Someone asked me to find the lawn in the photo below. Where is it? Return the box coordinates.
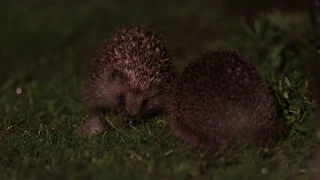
[0,0,318,179]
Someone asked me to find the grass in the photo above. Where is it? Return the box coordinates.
[0,0,318,179]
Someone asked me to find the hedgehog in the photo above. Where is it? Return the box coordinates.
[73,25,176,136]
[168,49,284,151]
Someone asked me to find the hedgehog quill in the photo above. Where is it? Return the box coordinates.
[168,49,284,151]
[74,25,176,136]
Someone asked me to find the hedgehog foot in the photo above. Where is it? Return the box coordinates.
[73,116,105,136]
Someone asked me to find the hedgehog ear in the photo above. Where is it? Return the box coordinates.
[111,70,123,81]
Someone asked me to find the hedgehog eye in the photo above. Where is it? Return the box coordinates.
[119,93,125,102]
[117,93,126,109]
[141,99,149,109]
[111,70,122,81]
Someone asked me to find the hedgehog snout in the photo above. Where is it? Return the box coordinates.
[124,114,138,126]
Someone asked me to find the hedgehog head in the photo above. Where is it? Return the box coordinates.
[84,25,176,125]
[106,67,170,125]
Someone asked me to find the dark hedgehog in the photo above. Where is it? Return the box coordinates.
[74,25,176,136]
[168,49,284,151]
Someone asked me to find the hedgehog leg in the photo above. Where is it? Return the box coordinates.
[73,111,106,136]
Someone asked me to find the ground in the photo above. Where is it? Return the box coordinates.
[0,0,318,179]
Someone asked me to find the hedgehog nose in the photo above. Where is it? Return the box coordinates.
[125,115,137,126]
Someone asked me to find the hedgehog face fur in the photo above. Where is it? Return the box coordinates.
[168,49,284,151]
[83,25,176,125]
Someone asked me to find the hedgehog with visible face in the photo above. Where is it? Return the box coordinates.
[168,49,284,151]
[74,25,176,136]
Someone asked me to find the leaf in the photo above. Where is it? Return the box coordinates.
[285,77,291,87]
[294,122,310,133]
[240,22,255,39]
[254,20,261,38]
[1,78,15,92]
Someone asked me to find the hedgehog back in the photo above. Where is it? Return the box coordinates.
[90,25,175,90]
[169,49,284,151]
